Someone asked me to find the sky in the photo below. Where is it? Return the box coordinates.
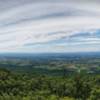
[0,0,100,53]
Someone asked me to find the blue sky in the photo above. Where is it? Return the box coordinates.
[0,0,100,53]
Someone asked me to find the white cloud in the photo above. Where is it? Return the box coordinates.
[0,0,100,52]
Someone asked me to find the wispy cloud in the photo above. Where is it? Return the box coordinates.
[0,0,100,52]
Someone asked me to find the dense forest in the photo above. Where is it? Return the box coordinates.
[0,68,99,100]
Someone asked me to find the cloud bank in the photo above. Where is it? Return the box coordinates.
[0,0,100,52]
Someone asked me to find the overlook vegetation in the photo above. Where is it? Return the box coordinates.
[0,68,99,100]
[0,53,99,100]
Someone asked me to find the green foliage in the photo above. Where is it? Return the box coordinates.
[88,86,100,100]
[0,68,99,100]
